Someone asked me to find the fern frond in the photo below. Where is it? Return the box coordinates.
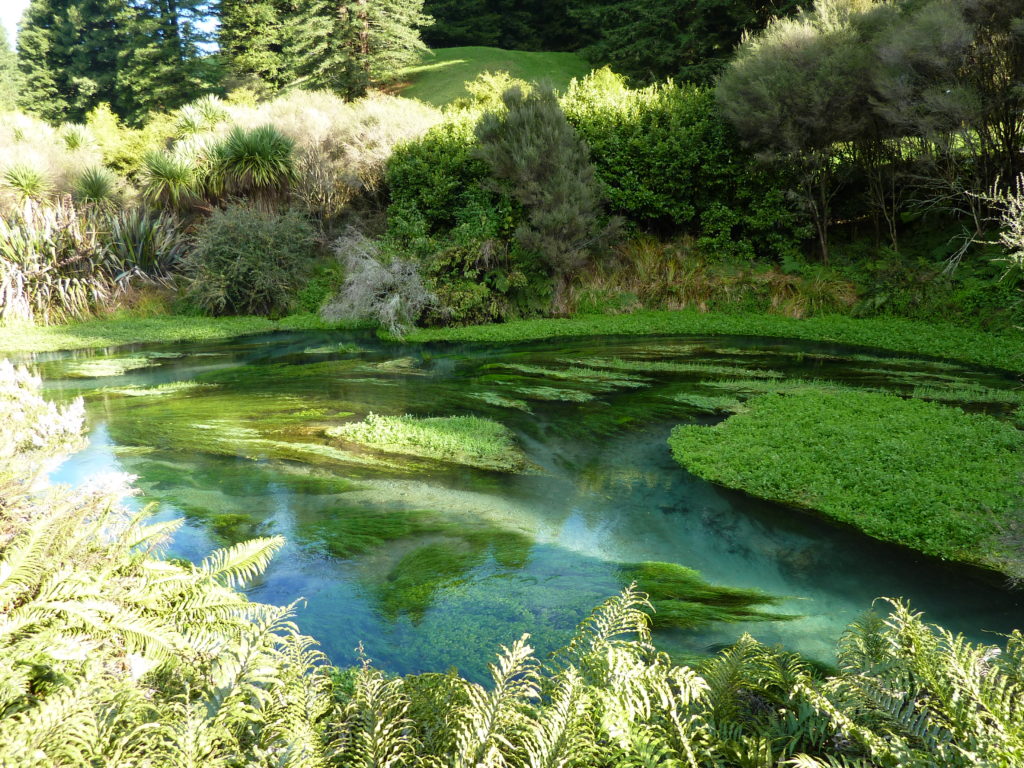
[199,536,285,588]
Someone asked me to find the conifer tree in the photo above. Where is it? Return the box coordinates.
[220,0,299,90]
[293,0,431,98]
[0,21,20,110]
[116,0,222,123]
[16,0,70,121]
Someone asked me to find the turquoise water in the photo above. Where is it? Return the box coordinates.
[25,331,1024,680]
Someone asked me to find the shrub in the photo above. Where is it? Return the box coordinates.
[105,207,188,276]
[1,164,51,203]
[0,199,121,324]
[208,124,296,201]
[476,85,617,310]
[563,68,806,260]
[183,203,317,316]
[320,229,434,336]
[71,165,120,205]
[139,150,200,210]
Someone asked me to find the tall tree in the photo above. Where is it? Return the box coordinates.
[116,0,222,123]
[0,21,20,110]
[16,0,70,121]
[220,0,298,90]
[571,0,801,85]
[423,0,585,51]
[293,0,432,98]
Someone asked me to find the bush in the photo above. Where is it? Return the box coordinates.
[562,68,807,260]
[183,203,317,316]
[321,230,434,336]
[0,199,122,325]
[476,85,617,309]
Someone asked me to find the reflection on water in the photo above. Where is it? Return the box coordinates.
[23,330,1024,681]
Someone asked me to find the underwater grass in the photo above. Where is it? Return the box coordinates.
[326,413,529,472]
[406,310,1024,374]
[670,393,744,413]
[669,390,1024,576]
[490,363,650,388]
[468,392,533,411]
[910,384,1024,406]
[563,357,784,379]
[621,561,796,629]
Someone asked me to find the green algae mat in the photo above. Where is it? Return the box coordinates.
[25,329,1024,680]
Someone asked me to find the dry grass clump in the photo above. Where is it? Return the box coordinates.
[572,235,858,317]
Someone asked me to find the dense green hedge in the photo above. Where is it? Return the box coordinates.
[669,390,1024,575]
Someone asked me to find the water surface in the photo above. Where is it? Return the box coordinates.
[26,330,1024,680]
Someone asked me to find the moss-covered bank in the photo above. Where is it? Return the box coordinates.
[668,389,1024,578]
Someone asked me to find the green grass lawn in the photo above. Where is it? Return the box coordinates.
[396,46,593,106]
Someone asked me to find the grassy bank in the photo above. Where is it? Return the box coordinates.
[0,313,342,355]
[395,46,592,106]
[669,390,1024,578]
[406,311,1024,373]
[5,310,1024,376]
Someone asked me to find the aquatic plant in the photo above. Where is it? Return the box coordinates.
[4,363,1024,766]
[327,412,529,472]
[621,561,796,629]
[669,389,1024,577]
[671,392,743,413]
[565,356,785,379]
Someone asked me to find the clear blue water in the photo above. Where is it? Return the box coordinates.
[20,330,1024,681]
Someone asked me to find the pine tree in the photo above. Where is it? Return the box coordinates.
[0,21,20,110]
[293,0,431,98]
[16,0,70,121]
[220,0,298,90]
[116,0,222,123]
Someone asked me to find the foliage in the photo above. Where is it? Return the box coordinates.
[669,389,1024,576]
[208,124,296,202]
[0,315,285,354]
[0,21,21,111]
[321,229,435,336]
[476,85,616,308]
[571,0,801,85]
[106,207,189,277]
[405,308,1024,373]
[423,0,586,50]
[71,165,120,205]
[294,0,433,97]
[182,203,318,317]
[0,199,122,324]
[559,71,806,263]
[0,360,336,767]
[326,412,529,471]
[16,0,220,125]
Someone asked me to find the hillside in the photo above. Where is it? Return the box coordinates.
[395,46,593,106]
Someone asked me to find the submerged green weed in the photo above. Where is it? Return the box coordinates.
[468,392,533,411]
[669,390,1024,576]
[911,384,1024,405]
[565,357,784,379]
[621,561,796,628]
[326,413,529,472]
[670,392,744,413]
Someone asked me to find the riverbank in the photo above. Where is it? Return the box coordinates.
[3,310,1024,374]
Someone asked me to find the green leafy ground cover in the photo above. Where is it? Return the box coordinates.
[406,311,1024,373]
[326,412,529,472]
[396,46,592,106]
[668,389,1024,577]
